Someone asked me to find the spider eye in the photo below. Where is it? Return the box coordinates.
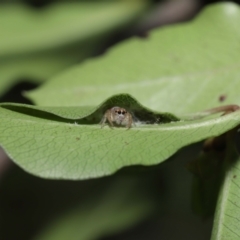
[122,111,126,115]
[115,110,118,113]
[118,111,121,114]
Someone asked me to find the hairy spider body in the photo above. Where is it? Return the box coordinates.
[101,107,133,128]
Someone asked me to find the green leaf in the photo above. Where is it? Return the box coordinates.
[1,2,240,180]
[0,1,147,94]
[27,2,240,116]
[0,93,240,180]
[210,145,240,240]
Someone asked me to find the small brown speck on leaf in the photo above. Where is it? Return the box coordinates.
[233,175,237,179]
[76,137,80,140]
[219,94,227,102]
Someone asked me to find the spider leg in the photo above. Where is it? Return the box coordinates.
[127,113,133,129]
[107,111,114,128]
[100,114,107,128]
[101,109,114,128]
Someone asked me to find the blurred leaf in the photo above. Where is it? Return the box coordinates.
[0,44,92,90]
[0,94,240,179]
[1,2,146,56]
[0,1,147,94]
[27,2,240,116]
[0,163,158,240]
[34,176,155,240]
[188,141,226,217]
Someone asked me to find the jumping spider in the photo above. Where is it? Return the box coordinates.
[101,107,133,128]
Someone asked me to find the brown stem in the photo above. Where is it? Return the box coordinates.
[184,104,240,120]
[203,105,240,116]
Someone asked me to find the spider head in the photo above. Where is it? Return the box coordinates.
[111,107,127,124]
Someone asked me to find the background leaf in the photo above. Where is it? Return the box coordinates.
[0,1,147,95]
[0,164,160,240]
[34,175,155,240]
[27,2,240,115]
